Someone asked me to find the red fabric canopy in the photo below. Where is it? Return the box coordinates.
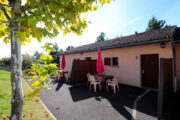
[96,50,104,73]
[61,54,66,69]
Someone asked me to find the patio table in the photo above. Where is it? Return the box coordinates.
[94,73,113,91]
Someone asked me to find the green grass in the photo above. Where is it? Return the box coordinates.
[0,70,11,118]
[0,70,54,120]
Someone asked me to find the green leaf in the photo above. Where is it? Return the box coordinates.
[40,70,48,76]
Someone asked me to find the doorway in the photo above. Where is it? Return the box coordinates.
[141,54,159,89]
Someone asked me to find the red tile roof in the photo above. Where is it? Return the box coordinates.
[65,26,177,54]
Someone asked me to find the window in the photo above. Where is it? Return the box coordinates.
[112,57,118,66]
[85,57,91,60]
[104,57,111,65]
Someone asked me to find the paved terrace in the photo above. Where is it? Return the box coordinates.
[25,79,158,120]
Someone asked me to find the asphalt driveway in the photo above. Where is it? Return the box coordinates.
[25,79,158,120]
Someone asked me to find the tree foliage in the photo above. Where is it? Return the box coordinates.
[33,51,42,61]
[146,16,168,31]
[0,0,112,118]
[66,45,74,51]
[22,54,34,70]
[0,0,112,89]
[28,43,58,97]
[0,0,111,45]
[50,42,63,66]
[96,32,106,42]
[0,57,11,66]
[0,54,34,70]
[53,42,59,51]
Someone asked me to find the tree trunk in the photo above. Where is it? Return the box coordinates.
[10,0,23,120]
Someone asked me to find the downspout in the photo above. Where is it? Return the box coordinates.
[171,28,177,93]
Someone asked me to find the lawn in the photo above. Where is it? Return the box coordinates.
[0,70,54,120]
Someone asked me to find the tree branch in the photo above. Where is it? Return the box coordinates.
[22,5,38,13]
[0,3,11,20]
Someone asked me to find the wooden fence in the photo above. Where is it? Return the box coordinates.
[158,58,173,120]
[70,59,97,83]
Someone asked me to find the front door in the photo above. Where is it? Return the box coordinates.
[141,54,159,89]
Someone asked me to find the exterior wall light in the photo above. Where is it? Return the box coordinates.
[160,42,166,48]
[136,56,138,60]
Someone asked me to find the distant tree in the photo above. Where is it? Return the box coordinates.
[0,54,34,70]
[96,32,106,42]
[54,42,59,52]
[146,16,169,31]
[66,46,75,51]
[33,51,42,60]
[57,49,64,68]
[22,54,34,70]
[0,57,11,66]
[59,49,63,53]
[50,43,63,66]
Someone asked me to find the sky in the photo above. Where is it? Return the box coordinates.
[1,0,180,58]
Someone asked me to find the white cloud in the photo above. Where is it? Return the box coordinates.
[117,15,147,31]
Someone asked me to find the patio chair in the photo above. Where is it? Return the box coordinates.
[55,73,62,81]
[54,70,63,81]
[89,75,101,92]
[106,78,119,94]
[65,72,71,83]
[87,73,91,85]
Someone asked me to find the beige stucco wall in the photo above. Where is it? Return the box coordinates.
[62,42,173,87]
[176,43,180,91]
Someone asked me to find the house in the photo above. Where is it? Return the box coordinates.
[61,26,180,92]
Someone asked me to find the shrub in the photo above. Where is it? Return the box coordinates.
[0,57,11,66]
[22,54,35,70]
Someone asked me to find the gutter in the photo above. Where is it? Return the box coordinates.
[63,38,172,55]
[175,40,180,43]
[171,29,177,93]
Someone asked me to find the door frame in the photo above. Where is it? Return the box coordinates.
[140,54,159,89]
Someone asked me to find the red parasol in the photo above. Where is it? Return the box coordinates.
[61,54,66,69]
[96,50,104,73]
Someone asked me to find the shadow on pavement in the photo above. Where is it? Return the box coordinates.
[51,80,63,91]
[68,83,156,120]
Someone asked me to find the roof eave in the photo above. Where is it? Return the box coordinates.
[175,40,180,43]
[63,38,173,55]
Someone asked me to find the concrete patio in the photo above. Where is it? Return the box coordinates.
[30,80,158,120]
